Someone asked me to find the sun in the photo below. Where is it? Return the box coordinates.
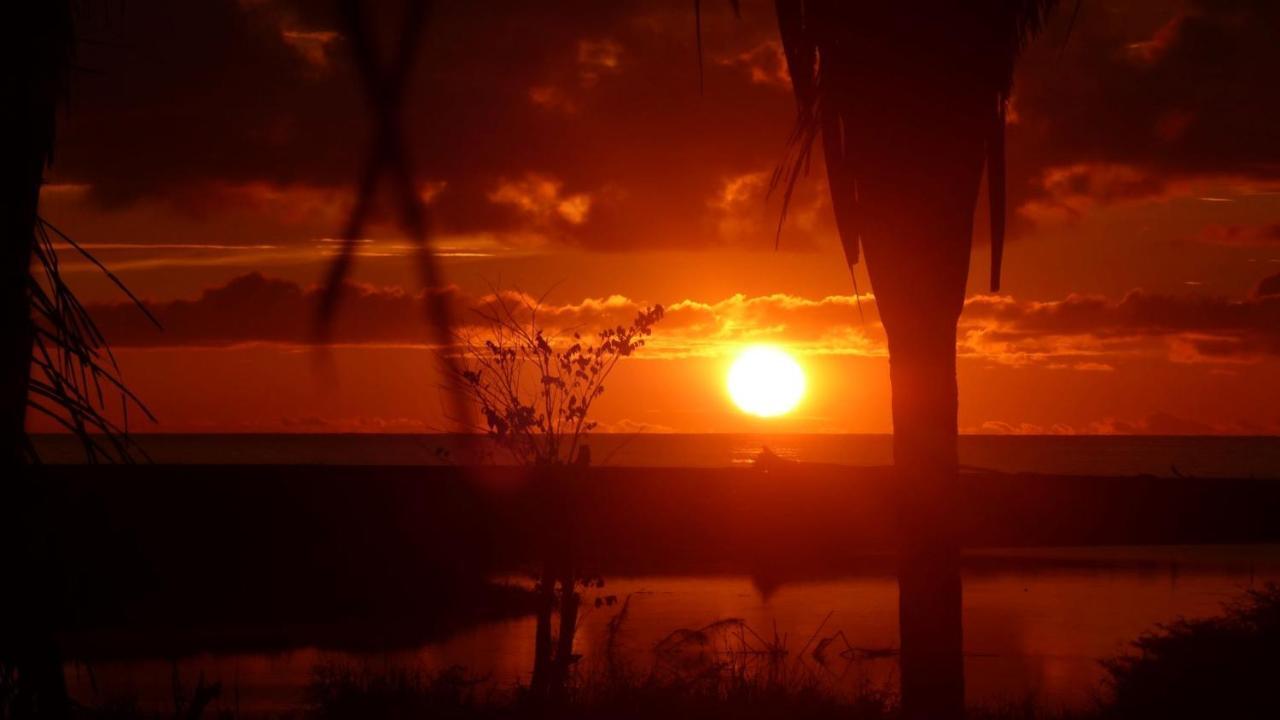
[727,346,806,418]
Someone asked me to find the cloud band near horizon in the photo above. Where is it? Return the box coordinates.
[82,272,1280,369]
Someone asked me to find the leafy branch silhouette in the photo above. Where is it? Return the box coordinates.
[453,292,663,466]
[25,217,157,463]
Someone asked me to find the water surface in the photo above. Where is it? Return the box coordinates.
[66,545,1280,716]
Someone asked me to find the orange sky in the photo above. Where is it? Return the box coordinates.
[31,0,1280,435]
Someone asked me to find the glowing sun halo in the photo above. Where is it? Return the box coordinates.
[727,346,806,418]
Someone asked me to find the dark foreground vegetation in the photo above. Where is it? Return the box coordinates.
[1101,585,1280,719]
[308,585,1280,720]
[35,585,1280,719]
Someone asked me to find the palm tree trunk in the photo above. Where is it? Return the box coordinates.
[857,132,982,720]
[770,4,1053,716]
[1,3,73,716]
[1,1,55,465]
[0,149,38,465]
[886,323,965,718]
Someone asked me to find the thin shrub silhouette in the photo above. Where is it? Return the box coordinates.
[453,291,664,466]
[451,289,661,702]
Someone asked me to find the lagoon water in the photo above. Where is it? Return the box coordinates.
[66,546,1280,715]
[51,434,1280,714]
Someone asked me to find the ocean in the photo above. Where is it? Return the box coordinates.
[35,433,1280,478]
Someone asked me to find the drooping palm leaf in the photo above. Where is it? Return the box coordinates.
[767,0,1062,291]
[26,216,158,463]
[316,0,474,433]
[8,0,156,464]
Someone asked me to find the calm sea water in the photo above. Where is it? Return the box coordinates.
[36,433,1280,478]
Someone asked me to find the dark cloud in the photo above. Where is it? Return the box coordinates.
[1256,273,1280,298]
[91,272,1280,368]
[973,411,1270,436]
[54,0,816,251]
[963,284,1280,361]
[88,272,449,346]
[1011,0,1280,211]
[50,0,1280,249]
[89,272,869,350]
[88,272,663,348]
[57,0,362,205]
[1199,224,1280,248]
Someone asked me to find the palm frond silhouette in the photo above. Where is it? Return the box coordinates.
[5,0,156,465]
[27,217,158,463]
[5,2,159,716]
[315,0,473,432]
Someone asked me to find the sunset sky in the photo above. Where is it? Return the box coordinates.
[37,0,1280,435]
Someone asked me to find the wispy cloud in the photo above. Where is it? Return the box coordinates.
[57,236,500,273]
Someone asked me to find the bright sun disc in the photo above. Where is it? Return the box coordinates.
[727,346,806,418]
